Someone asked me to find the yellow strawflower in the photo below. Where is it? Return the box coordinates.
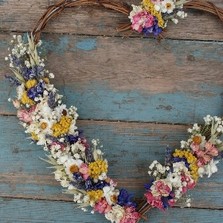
[51,115,72,137]
[173,149,199,181]
[87,190,104,203]
[21,91,35,105]
[89,159,108,179]
[25,79,37,89]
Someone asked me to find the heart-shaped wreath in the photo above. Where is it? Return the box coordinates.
[5,0,223,222]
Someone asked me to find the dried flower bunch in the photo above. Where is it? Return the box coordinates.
[5,0,223,223]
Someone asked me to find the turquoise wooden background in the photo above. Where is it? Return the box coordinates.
[0,0,223,222]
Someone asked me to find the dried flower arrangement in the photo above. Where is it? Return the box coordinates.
[5,1,223,222]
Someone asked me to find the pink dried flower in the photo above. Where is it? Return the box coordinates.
[131,11,155,32]
[50,142,65,151]
[205,142,218,156]
[79,163,90,180]
[120,207,140,223]
[168,198,175,207]
[17,106,36,123]
[129,5,155,33]
[94,198,112,214]
[181,173,196,193]
[191,142,219,167]
[145,192,163,210]
[151,179,172,197]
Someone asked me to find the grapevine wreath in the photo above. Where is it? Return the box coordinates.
[5,0,223,222]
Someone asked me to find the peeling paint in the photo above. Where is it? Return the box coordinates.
[60,82,223,124]
[1,80,222,124]
[41,36,69,54]
[75,38,97,51]
[156,105,173,111]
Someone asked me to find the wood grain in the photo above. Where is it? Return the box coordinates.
[0,0,223,222]
[0,116,223,209]
[0,33,223,124]
[0,0,223,40]
[0,198,223,223]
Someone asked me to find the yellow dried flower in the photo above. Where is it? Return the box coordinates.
[87,190,104,203]
[31,132,39,141]
[51,115,72,137]
[21,91,35,105]
[89,159,108,179]
[173,149,199,181]
[25,79,37,89]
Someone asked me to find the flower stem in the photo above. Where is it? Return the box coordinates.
[136,198,152,222]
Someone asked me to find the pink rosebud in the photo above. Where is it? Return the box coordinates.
[187,179,196,189]
[109,179,117,187]
[182,186,187,194]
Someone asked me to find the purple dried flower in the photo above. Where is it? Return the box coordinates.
[27,81,45,99]
[22,65,45,80]
[117,188,137,207]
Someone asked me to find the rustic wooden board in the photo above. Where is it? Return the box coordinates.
[1,0,223,222]
[0,33,223,124]
[0,0,223,40]
[1,198,223,223]
[0,116,223,210]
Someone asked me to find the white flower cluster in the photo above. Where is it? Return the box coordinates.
[205,115,223,134]
[148,160,169,178]
[152,0,188,24]
[182,115,223,152]
[148,160,194,205]
[6,35,44,69]
[105,205,125,222]
[198,160,219,178]
[167,162,194,201]
[187,123,201,134]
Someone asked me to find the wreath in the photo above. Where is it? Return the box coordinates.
[5,0,223,222]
